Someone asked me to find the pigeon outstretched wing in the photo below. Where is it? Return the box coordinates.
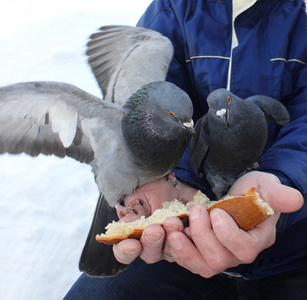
[0,81,124,164]
[0,26,193,279]
[87,25,174,104]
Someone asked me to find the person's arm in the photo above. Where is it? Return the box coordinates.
[257,49,307,231]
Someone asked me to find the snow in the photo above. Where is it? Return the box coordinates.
[0,1,152,299]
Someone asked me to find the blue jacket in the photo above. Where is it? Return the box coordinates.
[138,0,307,280]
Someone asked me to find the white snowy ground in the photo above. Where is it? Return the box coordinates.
[0,1,151,299]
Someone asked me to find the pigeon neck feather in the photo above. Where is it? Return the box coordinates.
[122,92,188,174]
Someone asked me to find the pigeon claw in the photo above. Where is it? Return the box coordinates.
[115,199,143,219]
[245,161,260,173]
[126,198,143,208]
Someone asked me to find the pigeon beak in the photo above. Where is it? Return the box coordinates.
[182,119,195,135]
[216,108,229,128]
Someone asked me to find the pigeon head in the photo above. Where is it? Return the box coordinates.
[122,81,194,173]
[207,89,254,129]
[145,81,195,135]
[207,89,237,128]
[207,89,267,130]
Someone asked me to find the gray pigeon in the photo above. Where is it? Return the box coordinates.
[189,88,290,199]
[0,26,194,277]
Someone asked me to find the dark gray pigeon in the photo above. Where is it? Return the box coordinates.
[0,26,194,277]
[189,88,290,199]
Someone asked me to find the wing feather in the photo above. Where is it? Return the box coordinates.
[87,25,174,104]
[0,81,124,164]
[189,116,210,177]
[246,95,290,126]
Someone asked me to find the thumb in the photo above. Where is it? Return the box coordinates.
[229,171,303,213]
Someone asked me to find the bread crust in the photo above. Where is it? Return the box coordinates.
[207,187,270,231]
[96,187,273,245]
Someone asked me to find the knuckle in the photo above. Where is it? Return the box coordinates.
[140,252,161,264]
[190,227,204,240]
[237,249,258,263]
[114,251,136,264]
[113,244,138,264]
[144,257,160,264]
[207,255,227,271]
[162,252,175,262]
[198,268,217,278]
[267,234,276,247]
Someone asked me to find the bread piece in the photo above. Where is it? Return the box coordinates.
[206,187,274,231]
[96,200,191,245]
[96,187,274,245]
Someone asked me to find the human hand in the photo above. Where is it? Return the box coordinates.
[114,171,303,278]
[115,174,182,222]
[161,171,303,277]
[113,174,197,264]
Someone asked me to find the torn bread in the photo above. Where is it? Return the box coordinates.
[96,187,274,245]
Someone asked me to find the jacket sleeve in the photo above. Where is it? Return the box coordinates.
[258,60,307,231]
[257,7,307,231]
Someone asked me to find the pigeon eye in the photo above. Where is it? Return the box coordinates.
[167,111,175,117]
[227,96,231,104]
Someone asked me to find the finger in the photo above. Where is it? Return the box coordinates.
[113,239,142,265]
[210,208,279,263]
[229,171,303,213]
[139,224,165,264]
[168,205,238,277]
[162,217,185,262]
[259,182,303,213]
[189,205,238,271]
[247,211,280,248]
[164,216,185,235]
[168,231,218,278]
[184,226,191,238]
[228,171,278,195]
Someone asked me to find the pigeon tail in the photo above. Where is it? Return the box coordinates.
[79,194,127,277]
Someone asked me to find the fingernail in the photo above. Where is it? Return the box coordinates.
[144,233,163,244]
[123,249,139,258]
[189,205,201,221]
[211,209,222,226]
[164,219,179,233]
